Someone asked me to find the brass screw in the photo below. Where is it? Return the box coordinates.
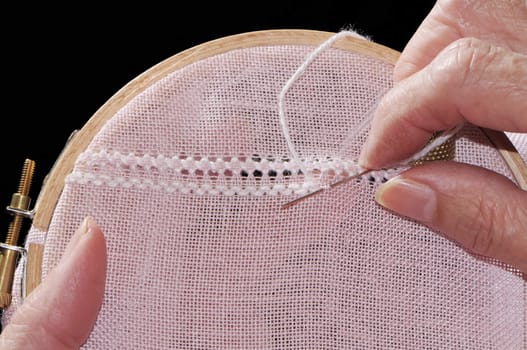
[0,159,35,309]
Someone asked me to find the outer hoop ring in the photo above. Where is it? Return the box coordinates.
[25,29,527,295]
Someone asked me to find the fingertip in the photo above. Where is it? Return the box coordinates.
[377,163,527,273]
[62,216,100,260]
[1,217,107,349]
[358,140,374,170]
[375,175,437,223]
[393,60,421,82]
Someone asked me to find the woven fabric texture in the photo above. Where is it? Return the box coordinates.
[508,132,527,162]
[4,41,526,349]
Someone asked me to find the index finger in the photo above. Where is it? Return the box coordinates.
[359,38,527,169]
[394,0,527,81]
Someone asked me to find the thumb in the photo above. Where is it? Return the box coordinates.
[375,162,527,273]
[0,217,107,350]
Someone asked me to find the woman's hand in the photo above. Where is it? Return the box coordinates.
[0,217,107,349]
[359,0,527,273]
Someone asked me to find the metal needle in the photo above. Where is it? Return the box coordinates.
[281,169,373,209]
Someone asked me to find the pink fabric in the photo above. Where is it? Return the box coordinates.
[507,132,527,163]
[4,43,526,349]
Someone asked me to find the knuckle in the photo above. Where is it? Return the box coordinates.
[1,318,43,349]
[470,200,500,256]
[465,198,513,258]
[17,296,79,349]
[431,37,501,88]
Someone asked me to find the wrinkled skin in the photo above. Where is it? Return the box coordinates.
[359,0,527,273]
[0,218,106,349]
[1,1,526,349]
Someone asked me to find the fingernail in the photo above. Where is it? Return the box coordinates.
[63,217,96,259]
[358,138,373,168]
[79,216,96,235]
[359,137,395,170]
[376,177,436,222]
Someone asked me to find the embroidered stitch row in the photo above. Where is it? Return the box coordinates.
[67,150,398,196]
[66,171,321,196]
[75,150,364,178]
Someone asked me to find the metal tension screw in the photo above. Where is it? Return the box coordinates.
[0,159,35,309]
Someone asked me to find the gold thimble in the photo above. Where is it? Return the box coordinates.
[410,131,457,166]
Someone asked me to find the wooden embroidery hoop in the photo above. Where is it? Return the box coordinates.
[22,28,527,296]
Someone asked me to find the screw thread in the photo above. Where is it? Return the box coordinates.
[5,159,35,244]
[5,216,23,245]
[18,159,35,196]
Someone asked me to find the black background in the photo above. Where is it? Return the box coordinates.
[0,1,436,242]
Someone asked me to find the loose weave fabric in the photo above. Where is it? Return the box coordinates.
[4,34,526,349]
[508,132,527,161]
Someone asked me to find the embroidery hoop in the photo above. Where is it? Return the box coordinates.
[7,29,527,347]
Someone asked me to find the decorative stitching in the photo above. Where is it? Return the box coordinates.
[66,150,397,196]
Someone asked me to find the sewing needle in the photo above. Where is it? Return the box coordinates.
[281,168,374,209]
